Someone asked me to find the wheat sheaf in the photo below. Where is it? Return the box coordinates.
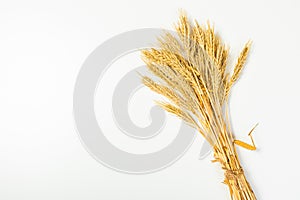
[141,13,257,200]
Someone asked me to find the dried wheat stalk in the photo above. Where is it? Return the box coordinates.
[141,13,257,200]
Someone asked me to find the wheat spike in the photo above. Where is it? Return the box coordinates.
[226,41,252,97]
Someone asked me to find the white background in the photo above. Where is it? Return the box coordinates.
[1,0,300,199]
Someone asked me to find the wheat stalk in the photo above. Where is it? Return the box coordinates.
[141,12,257,200]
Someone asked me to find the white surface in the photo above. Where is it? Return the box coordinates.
[0,0,299,199]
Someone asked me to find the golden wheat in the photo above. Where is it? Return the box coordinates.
[141,13,257,200]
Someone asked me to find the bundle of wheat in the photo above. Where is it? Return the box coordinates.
[141,13,257,200]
